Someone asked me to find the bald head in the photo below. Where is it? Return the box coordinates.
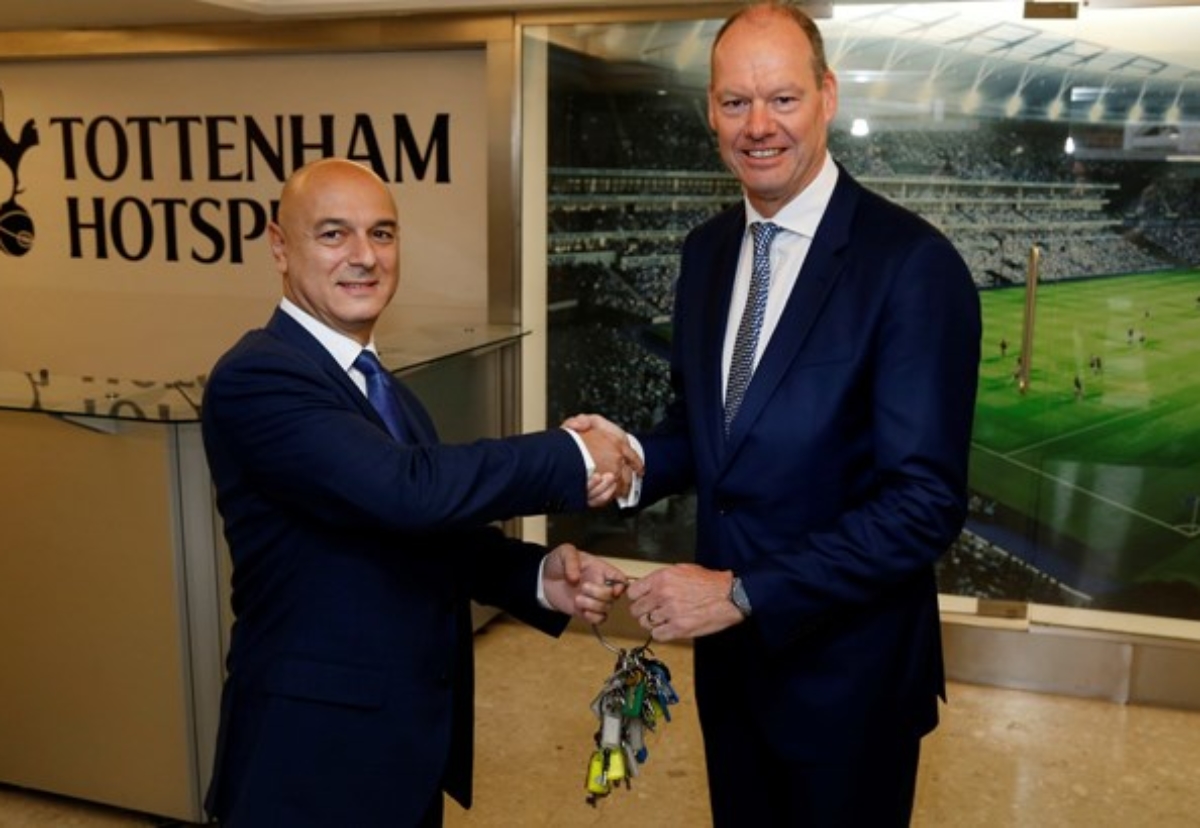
[277,158,394,230]
[269,158,400,345]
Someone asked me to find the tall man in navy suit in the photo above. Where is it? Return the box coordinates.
[202,158,636,827]
[576,3,981,824]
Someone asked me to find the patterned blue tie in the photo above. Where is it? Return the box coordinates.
[354,349,408,442]
[725,221,781,435]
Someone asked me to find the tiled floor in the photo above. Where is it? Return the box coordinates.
[2,615,1199,827]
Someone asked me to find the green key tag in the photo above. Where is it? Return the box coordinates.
[622,677,645,718]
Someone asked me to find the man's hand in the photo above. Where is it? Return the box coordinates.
[585,471,619,508]
[541,544,629,625]
[626,563,744,642]
[563,414,643,506]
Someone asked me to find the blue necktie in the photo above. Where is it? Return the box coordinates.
[354,349,408,442]
[725,221,781,435]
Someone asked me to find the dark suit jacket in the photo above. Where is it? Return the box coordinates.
[637,166,982,761]
[202,309,586,826]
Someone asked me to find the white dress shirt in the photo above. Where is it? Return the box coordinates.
[721,152,839,400]
[279,297,379,397]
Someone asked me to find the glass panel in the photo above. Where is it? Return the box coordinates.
[536,2,1200,622]
[0,369,205,422]
[0,323,522,422]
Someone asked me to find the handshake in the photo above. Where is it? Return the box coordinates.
[562,413,642,508]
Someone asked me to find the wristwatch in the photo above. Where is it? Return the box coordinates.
[729,575,752,618]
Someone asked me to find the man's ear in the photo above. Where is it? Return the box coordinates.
[267,222,287,270]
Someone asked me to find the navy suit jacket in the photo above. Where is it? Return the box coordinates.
[202,309,586,826]
[637,166,982,760]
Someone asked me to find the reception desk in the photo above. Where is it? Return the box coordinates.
[0,320,524,822]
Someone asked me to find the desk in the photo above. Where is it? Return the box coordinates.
[0,321,524,822]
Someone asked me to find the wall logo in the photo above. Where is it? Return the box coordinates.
[0,88,39,257]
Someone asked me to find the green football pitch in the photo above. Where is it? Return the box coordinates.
[972,268,1200,595]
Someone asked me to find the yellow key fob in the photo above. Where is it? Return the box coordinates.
[606,746,626,782]
[586,749,610,795]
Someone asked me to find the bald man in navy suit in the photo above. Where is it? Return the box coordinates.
[202,158,637,827]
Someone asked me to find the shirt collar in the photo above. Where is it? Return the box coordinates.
[279,297,374,372]
[745,151,839,238]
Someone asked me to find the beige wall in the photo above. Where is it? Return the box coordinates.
[1,49,488,378]
[0,412,199,816]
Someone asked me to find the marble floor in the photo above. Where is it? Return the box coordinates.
[2,615,1199,827]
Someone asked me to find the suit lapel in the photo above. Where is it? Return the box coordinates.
[698,208,747,453]
[722,171,860,454]
[266,310,432,443]
[390,378,437,443]
[266,309,364,407]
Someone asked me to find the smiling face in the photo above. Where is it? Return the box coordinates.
[707,6,838,217]
[270,159,399,345]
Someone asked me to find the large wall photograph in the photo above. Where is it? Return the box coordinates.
[538,2,1200,622]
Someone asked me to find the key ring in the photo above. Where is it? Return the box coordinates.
[591,622,652,654]
[593,575,651,652]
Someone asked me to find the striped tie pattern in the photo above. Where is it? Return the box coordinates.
[724,221,781,435]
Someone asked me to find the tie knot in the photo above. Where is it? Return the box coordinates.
[751,221,781,253]
[354,349,386,378]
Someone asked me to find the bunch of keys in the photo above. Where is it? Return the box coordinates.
[584,624,679,805]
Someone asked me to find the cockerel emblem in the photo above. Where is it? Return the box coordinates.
[1,88,39,257]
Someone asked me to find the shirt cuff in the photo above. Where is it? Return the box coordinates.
[617,433,644,508]
[561,426,597,476]
[536,555,551,609]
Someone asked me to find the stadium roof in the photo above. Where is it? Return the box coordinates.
[548,2,1200,130]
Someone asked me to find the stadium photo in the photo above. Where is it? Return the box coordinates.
[538,2,1200,621]
[962,268,1200,616]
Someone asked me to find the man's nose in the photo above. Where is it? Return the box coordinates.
[746,101,774,137]
[348,232,377,267]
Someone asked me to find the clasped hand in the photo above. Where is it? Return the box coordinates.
[545,553,748,641]
[626,564,745,642]
[541,544,629,625]
[563,413,642,507]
